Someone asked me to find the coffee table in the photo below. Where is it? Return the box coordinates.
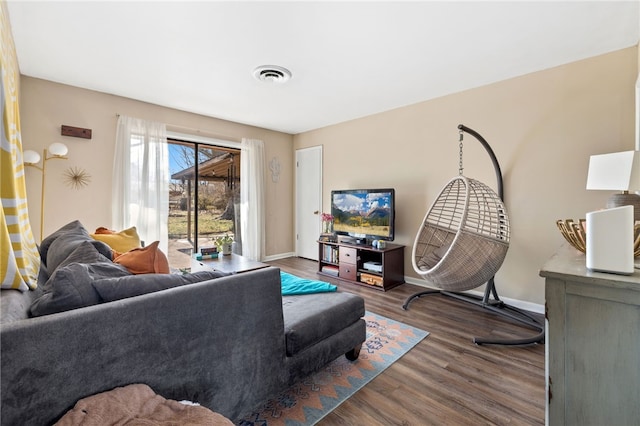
[191,253,269,274]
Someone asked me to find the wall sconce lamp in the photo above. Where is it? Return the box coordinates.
[23,142,69,242]
[586,150,640,222]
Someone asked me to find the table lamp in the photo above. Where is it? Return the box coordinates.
[586,150,640,222]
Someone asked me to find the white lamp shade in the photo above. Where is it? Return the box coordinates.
[23,150,41,164]
[586,150,640,191]
[48,142,68,156]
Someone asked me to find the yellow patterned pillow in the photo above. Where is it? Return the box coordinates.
[90,226,141,253]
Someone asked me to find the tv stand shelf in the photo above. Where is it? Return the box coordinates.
[318,240,404,291]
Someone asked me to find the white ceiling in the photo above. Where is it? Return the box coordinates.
[7,1,640,135]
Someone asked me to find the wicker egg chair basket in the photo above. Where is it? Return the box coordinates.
[412,176,510,292]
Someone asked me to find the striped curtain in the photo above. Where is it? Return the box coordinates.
[1,1,40,291]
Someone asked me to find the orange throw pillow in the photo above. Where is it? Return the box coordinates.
[113,241,170,274]
[93,227,114,235]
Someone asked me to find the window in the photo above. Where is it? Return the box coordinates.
[167,137,240,269]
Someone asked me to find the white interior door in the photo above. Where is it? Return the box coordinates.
[295,146,322,260]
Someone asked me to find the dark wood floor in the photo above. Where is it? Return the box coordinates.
[267,257,545,426]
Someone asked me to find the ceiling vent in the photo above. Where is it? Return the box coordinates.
[253,65,292,83]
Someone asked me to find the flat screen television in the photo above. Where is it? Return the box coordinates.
[331,188,395,243]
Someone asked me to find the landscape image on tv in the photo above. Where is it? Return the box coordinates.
[332,191,392,238]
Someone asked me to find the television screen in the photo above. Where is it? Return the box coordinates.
[331,188,395,242]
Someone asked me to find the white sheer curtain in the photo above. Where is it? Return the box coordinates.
[112,115,169,254]
[240,138,265,261]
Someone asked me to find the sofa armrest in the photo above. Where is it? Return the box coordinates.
[1,266,286,425]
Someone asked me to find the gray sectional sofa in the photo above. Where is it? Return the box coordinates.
[0,222,366,425]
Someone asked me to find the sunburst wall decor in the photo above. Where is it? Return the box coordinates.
[63,166,91,190]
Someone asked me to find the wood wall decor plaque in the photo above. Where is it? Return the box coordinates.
[61,125,92,139]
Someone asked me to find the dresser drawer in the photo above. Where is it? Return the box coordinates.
[339,263,357,281]
[339,247,357,264]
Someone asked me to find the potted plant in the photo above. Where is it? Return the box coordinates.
[215,234,234,255]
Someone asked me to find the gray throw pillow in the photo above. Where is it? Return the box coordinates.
[30,263,100,317]
[39,220,88,267]
[45,232,113,274]
[30,243,132,317]
[56,240,112,271]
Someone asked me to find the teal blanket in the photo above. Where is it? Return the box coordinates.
[280,271,337,295]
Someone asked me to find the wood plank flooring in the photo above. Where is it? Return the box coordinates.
[267,257,545,426]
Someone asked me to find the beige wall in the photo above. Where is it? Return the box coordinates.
[20,46,638,306]
[294,47,638,306]
[19,77,294,258]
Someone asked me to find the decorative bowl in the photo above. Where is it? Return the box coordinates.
[556,219,640,257]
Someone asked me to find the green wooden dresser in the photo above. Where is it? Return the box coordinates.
[540,244,640,426]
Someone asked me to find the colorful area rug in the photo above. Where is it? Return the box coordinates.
[235,311,428,426]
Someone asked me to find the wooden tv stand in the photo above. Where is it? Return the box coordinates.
[317,240,404,291]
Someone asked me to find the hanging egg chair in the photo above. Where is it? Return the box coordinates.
[412,176,510,292]
[403,124,544,346]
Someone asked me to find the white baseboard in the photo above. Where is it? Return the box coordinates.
[403,276,544,314]
[262,252,296,262]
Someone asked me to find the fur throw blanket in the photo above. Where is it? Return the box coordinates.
[54,384,233,425]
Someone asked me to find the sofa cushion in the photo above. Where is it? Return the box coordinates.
[0,288,42,323]
[113,241,170,274]
[92,270,229,302]
[91,226,141,253]
[281,292,365,357]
